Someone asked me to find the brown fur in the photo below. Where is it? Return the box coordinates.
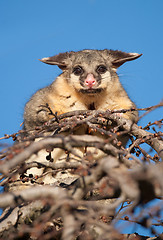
[7,49,142,189]
[24,49,142,130]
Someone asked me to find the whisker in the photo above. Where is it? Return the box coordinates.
[101,76,112,80]
[117,74,125,77]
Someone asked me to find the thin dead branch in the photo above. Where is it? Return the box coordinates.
[0,104,162,240]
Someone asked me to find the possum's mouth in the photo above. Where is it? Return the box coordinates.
[80,88,103,94]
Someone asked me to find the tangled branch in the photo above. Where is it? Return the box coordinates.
[0,104,162,240]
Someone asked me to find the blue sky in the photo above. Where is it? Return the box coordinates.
[0,0,163,137]
[0,0,163,236]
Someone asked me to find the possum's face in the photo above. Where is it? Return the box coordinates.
[68,50,113,94]
[40,49,142,95]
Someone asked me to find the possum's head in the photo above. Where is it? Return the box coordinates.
[40,49,142,95]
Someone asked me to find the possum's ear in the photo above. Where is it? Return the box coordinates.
[103,50,142,68]
[39,52,74,70]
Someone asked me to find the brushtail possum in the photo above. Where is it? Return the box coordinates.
[24,49,142,131]
[7,49,142,190]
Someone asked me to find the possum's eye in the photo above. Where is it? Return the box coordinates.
[73,66,84,76]
[96,65,107,74]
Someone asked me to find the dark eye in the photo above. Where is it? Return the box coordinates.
[73,66,84,76]
[96,65,107,74]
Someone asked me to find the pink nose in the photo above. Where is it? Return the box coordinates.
[85,73,96,88]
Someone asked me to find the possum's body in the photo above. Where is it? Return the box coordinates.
[8,49,142,191]
[24,49,141,130]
